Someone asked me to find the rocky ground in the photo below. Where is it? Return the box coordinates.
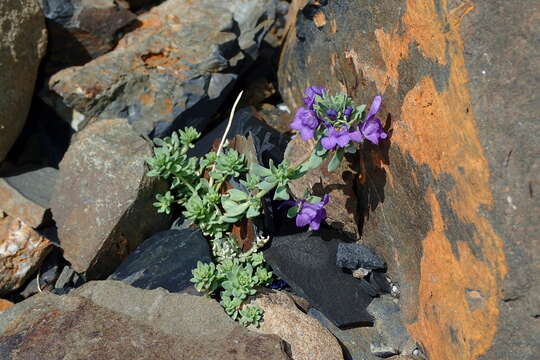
[0,0,537,360]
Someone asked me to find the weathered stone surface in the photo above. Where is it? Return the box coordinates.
[0,299,14,313]
[256,103,293,133]
[46,0,277,136]
[0,167,57,228]
[247,289,342,360]
[0,281,289,359]
[0,215,53,295]
[50,118,171,278]
[263,227,380,327]
[285,135,360,239]
[109,229,212,292]
[39,0,137,75]
[18,247,64,298]
[337,243,386,271]
[279,0,539,358]
[0,0,47,162]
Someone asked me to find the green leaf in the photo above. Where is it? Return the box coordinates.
[250,163,271,177]
[246,204,260,218]
[273,185,290,201]
[328,150,344,172]
[299,152,324,173]
[224,201,250,217]
[286,205,299,218]
[307,195,322,203]
[257,181,275,191]
[227,189,249,202]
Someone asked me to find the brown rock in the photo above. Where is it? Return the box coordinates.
[0,299,14,312]
[51,118,170,278]
[46,0,277,136]
[0,168,56,228]
[284,135,360,239]
[41,0,137,75]
[0,0,47,162]
[279,0,539,359]
[256,104,293,133]
[0,215,53,295]
[0,281,290,360]
[247,289,342,360]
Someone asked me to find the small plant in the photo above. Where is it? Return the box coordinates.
[147,87,387,326]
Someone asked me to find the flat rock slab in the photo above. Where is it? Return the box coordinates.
[0,167,57,228]
[0,0,47,161]
[337,243,386,270]
[0,280,289,359]
[50,118,171,279]
[46,0,277,136]
[263,227,378,327]
[109,229,212,292]
[0,215,53,295]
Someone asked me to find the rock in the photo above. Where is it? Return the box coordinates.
[0,0,47,162]
[367,296,416,356]
[284,135,360,239]
[0,299,14,313]
[263,227,380,327]
[256,103,292,133]
[0,167,57,228]
[370,343,398,358]
[308,307,379,360]
[50,118,171,279]
[247,289,342,360]
[39,0,137,75]
[18,246,64,298]
[337,243,386,270]
[0,281,289,359]
[46,0,277,136]
[0,215,53,295]
[279,0,539,358]
[109,229,212,292]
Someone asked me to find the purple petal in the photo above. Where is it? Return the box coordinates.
[321,136,337,150]
[296,213,311,227]
[322,194,330,205]
[366,95,382,120]
[344,106,353,118]
[361,117,385,145]
[349,129,363,143]
[309,220,321,231]
[300,127,315,141]
[336,133,351,148]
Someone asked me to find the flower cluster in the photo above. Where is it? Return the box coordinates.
[291,86,388,150]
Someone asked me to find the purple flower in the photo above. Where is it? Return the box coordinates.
[291,107,320,140]
[326,109,337,119]
[295,194,329,231]
[344,106,353,118]
[361,95,388,145]
[321,127,351,150]
[303,86,326,109]
[348,127,363,143]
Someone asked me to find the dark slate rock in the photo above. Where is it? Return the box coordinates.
[109,229,211,293]
[263,227,379,327]
[337,243,386,270]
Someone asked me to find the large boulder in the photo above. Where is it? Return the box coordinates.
[0,280,290,359]
[278,1,539,359]
[50,118,171,279]
[45,0,277,135]
[0,0,47,162]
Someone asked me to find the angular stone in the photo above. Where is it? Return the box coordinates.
[0,0,47,162]
[18,247,64,298]
[247,289,343,360]
[0,167,57,228]
[279,1,539,358]
[39,0,137,75]
[0,215,53,295]
[50,118,171,279]
[284,135,360,239]
[109,229,212,292]
[256,103,293,133]
[0,282,289,359]
[46,0,277,136]
[263,227,379,327]
[337,243,386,270]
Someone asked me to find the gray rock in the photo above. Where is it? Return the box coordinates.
[109,229,212,293]
[39,0,137,75]
[0,280,289,359]
[46,0,277,136]
[50,118,171,279]
[0,0,47,162]
[369,342,398,358]
[337,243,386,270]
[55,265,75,289]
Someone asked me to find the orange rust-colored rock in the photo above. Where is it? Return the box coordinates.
[279,0,538,358]
[0,215,53,295]
[0,298,14,312]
